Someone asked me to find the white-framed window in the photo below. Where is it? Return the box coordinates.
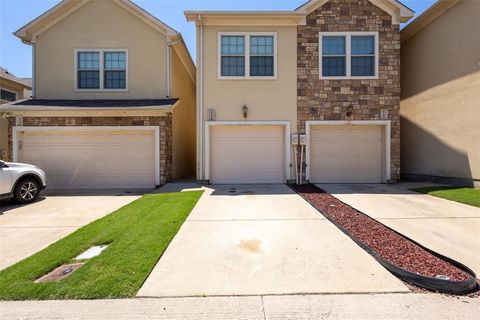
[0,88,17,102]
[218,32,277,80]
[319,32,378,79]
[75,49,128,91]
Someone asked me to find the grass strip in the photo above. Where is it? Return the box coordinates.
[411,186,480,208]
[0,191,203,300]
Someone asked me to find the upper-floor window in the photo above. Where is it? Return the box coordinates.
[221,36,245,77]
[76,49,128,91]
[319,32,378,79]
[0,88,17,102]
[77,52,100,89]
[219,32,276,79]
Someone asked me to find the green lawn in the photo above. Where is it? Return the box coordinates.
[411,186,480,208]
[0,191,203,300]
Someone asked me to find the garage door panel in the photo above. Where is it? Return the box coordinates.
[92,148,154,160]
[210,125,285,184]
[92,175,152,187]
[92,160,154,173]
[310,125,383,183]
[213,152,283,162]
[214,158,283,171]
[21,130,156,189]
[47,176,91,188]
[317,171,380,184]
[214,140,283,150]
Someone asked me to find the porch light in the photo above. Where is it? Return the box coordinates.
[242,105,248,119]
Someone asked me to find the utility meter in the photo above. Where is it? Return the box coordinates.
[291,134,299,145]
[299,135,307,145]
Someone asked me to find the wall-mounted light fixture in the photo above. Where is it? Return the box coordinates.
[345,105,353,118]
[242,104,248,119]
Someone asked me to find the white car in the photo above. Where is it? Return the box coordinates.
[0,160,47,203]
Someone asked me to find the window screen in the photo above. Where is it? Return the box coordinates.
[250,36,274,77]
[322,36,346,77]
[351,36,375,76]
[0,89,16,102]
[104,52,126,89]
[221,36,245,77]
[77,52,100,89]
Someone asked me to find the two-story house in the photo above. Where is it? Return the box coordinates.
[186,0,413,184]
[400,0,480,188]
[1,67,32,160]
[0,0,196,189]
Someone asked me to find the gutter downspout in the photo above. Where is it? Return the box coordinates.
[31,42,36,99]
[166,37,180,98]
[197,16,204,180]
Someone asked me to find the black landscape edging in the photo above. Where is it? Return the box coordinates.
[290,184,478,295]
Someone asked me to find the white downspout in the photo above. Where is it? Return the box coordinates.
[300,144,304,185]
[197,17,204,180]
[166,41,170,97]
[31,43,36,98]
[166,38,180,98]
[293,144,298,185]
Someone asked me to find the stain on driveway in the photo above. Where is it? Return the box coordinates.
[138,184,408,297]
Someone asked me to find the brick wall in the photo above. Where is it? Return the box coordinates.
[297,0,401,180]
[6,115,173,185]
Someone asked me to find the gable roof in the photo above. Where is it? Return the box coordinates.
[0,67,32,89]
[186,0,414,25]
[14,0,179,44]
[296,0,414,23]
[401,0,460,42]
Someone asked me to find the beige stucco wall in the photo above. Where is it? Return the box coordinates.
[34,0,168,99]
[200,25,298,179]
[400,0,480,181]
[171,46,196,179]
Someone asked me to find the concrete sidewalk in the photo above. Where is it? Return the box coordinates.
[318,183,480,275]
[138,184,407,297]
[1,293,478,319]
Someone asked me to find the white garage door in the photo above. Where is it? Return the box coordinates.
[20,129,157,189]
[310,125,383,183]
[210,125,285,184]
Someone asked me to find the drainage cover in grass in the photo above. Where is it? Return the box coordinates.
[35,263,84,283]
[0,191,203,300]
[74,245,109,260]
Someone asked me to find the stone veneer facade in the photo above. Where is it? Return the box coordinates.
[297,0,401,180]
[6,115,173,185]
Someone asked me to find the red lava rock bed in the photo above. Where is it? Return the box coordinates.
[290,183,471,283]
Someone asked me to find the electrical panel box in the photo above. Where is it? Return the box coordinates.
[15,116,23,126]
[291,134,299,145]
[299,135,307,145]
[380,109,389,120]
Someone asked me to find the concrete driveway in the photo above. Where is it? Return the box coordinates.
[318,183,480,275]
[0,190,141,270]
[139,184,408,297]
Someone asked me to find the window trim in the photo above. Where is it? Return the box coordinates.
[0,88,17,102]
[319,32,379,80]
[217,32,277,80]
[74,48,129,92]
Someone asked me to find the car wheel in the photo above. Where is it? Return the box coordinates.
[14,178,40,203]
